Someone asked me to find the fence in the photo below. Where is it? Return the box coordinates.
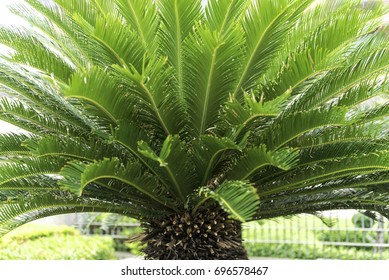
[75,210,389,260]
[243,210,389,260]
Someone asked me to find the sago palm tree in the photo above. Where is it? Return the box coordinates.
[0,0,388,260]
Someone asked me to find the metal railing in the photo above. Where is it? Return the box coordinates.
[243,210,389,259]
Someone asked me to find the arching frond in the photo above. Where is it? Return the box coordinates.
[261,171,389,203]
[0,98,81,136]
[291,121,388,149]
[298,141,387,166]
[228,145,299,181]
[10,0,90,69]
[198,180,260,222]
[0,133,32,156]
[260,107,348,149]
[0,60,105,137]
[92,15,144,70]
[359,102,389,122]
[261,0,386,100]
[330,79,388,109]
[259,151,389,196]
[23,135,126,162]
[256,191,389,220]
[0,176,59,192]
[59,158,169,205]
[0,191,161,236]
[0,157,66,186]
[285,40,389,114]
[221,90,290,139]
[65,66,133,125]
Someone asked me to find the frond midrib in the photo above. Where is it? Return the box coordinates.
[126,0,148,50]
[199,44,220,136]
[231,0,297,98]
[174,0,184,100]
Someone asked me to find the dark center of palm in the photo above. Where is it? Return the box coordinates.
[142,206,247,260]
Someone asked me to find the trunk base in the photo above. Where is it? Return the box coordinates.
[141,207,248,260]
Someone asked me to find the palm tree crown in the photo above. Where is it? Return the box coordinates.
[0,0,388,259]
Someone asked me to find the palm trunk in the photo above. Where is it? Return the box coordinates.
[141,207,248,260]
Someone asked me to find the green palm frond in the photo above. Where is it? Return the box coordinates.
[228,145,299,181]
[285,42,389,114]
[260,151,389,196]
[0,0,388,237]
[0,98,81,136]
[138,135,198,202]
[360,102,389,122]
[65,66,132,126]
[198,180,260,222]
[111,121,177,189]
[10,1,90,69]
[92,15,144,70]
[260,107,348,149]
[268,171,389,201]
[158,0,202,102]
[59,158,176,211]
[298,141,387,166]
[193,135,243,186]
[51,0,98,25]
[0,157,66,187]
[115,0,159,53]
[257,190,389,220]
[231,0,314,100]
[184,0,247,136]
[291,122,388,149]
[261,0,386,100]
[0,191,160,234]
[0,176,58,192]
[0,60,105,137]
[221,90,291,140]
[0,133,32,156]
[0,26,74,83]
[23,135,126,162]
[112,57,185,136]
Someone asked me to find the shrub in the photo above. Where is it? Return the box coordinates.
[125,241,146,256]
[2,223,78,242]
[352,213,375,228]
[245,241,384,260]
[319,230,388,250]
[0,224,116,260]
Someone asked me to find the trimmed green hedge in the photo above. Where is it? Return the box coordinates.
[0,224,116,260]
[245,241,383,260]
[318,230,389,250]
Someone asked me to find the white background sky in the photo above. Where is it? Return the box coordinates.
[0,1,23,133]
[0,0,21,23]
